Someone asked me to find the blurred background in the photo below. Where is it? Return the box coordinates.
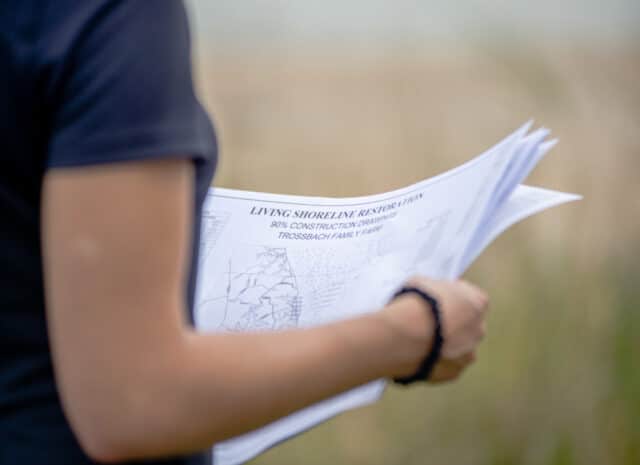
[186,1,639,464]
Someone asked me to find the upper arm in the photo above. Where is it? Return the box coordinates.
[37,2,215,458]
[41,159,194,458]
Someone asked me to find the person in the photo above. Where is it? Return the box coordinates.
[0,1,490,464]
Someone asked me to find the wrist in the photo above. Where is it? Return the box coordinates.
[378,294,435,379]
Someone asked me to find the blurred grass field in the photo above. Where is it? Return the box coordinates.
[195,40,639,465]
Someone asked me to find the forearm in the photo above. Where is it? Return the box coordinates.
[179,311,417,442]
[100,298,429,461]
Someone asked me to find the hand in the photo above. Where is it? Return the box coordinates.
[382,277,489,383]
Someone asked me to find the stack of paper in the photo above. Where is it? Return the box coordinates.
[194,122,581,465]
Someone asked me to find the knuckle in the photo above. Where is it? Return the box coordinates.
[482,292,490,306]
[463,279,481,293]
[456,280,473,296]
[480,293,490,311]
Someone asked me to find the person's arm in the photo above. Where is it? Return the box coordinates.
[42,158,488,463]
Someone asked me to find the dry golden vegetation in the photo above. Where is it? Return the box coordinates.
[195,40,639,465]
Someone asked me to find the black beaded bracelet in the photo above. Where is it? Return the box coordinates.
[392,286,444,385]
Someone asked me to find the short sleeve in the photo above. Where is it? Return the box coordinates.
[46,0,214,168]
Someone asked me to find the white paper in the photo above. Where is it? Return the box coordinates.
[193,123,581,465]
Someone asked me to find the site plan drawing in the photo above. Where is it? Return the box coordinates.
[193,122,581,465]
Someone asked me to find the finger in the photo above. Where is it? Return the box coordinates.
[457,280,489,312]
[479,322,487,341]
[452,351,476,367]
[429,351,479,382]
[457,280,485,304]
[428,359,465,383]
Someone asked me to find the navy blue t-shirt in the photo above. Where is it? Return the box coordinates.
[0,1,217,464]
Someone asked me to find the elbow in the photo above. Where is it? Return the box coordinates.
[72,415,148,464]
[64,390,165,463]
[84,446,128,464]
[75,427,134,464]
[56,339,195,461]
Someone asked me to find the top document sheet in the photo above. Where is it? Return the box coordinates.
[194,122,581,465]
